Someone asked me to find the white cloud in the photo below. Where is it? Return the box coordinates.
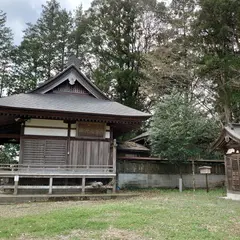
[0,0,93,45]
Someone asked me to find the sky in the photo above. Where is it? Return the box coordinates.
[0,0,92,45]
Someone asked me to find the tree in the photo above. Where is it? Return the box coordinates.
[141,0,198,107]
[150,93,220,169]
[0,144,19,164]
[11,0,75,94]
[193,0,240,124]
[69,5,90,70]
[0,10,13,97]
[55,8,73,72]
[84,0,167,110]
[9,24,44,94]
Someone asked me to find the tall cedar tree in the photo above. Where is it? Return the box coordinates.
[194,0,240,124]
[141,0,198,106]
[69,5,91,70]
[0,10,13,97]
[84,0,167,110]
[11,0,74,93]
[10,24,44,94]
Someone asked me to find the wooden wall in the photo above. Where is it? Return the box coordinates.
[24,119,75,137]
[69,140,111,166]
[24,119,110,138]
[21,119,112,167]
[117,160,225,175]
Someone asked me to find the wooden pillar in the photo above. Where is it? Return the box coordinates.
[112,139,117,192]
[49,177,53,194]
[113,139,117,173]
[13,175,19,195]
[19,122,25,164]
[82,177,86,194]
[67,123,71,166]
[86,143,91,170]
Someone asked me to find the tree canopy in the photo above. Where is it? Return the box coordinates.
[150,93,220,163]
[1,0,240,159]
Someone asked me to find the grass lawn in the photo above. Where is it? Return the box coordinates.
[0,189,240,240]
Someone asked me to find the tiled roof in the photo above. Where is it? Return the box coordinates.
[117,141,150,152]
[0,93,150,117]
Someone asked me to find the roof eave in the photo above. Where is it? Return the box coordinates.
[0,105,150,123]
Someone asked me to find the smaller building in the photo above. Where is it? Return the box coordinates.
[212,124,240,200]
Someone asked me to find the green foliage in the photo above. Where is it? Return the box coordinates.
[0,144,19,164]
[0,10,14,97]
[193,0,240,123]
[85,0,167,110]
[150,93,220,163]
[141,0,199,109]
[2,0,240,127]
[10,0,85,94]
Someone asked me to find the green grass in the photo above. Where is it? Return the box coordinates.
[0,189,240,239]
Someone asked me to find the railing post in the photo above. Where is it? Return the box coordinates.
[49,177,53,194]
[14,175,19,195]
[82,177,86,194]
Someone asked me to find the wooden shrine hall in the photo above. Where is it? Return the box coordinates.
[212,123,240,200]
[0,58,150,194]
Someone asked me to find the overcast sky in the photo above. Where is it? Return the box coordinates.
[0,0,92,45]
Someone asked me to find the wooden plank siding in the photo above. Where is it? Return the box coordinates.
[69,140,111,167]
[21,139,67,166]
[21,138,112,167]
[20,119,113,170]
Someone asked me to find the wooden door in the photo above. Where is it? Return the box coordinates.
[226,155,240,191]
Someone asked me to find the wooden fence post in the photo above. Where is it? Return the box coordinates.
[192,160,196,191]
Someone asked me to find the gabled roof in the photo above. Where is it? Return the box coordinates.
[0,93,150,118]
[0,60,151,120]
[31,64,109,100]
[212,124,240,150]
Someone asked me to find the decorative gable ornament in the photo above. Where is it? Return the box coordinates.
[68,72,78,85]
